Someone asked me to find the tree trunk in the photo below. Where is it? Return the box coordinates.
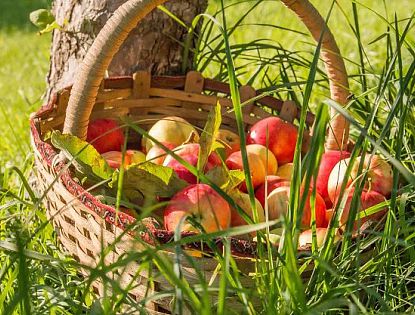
[47,0,207,97]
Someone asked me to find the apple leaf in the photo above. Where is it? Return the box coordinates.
[228,170,246,189]
[30,9,55,29]
[212,139,228,160]
[29,9,63,35]
[38,21,62,35]
[205,165,245,192]
[51,131,114,182]
[197,102,222,171]
[205,165,228,188]
[113,162,188,205]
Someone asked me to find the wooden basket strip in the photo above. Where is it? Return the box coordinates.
[96,88,132,102]
[101,75,230,94]
[132,71,151,99]
[279,100,298,123]
[239,85,257,131]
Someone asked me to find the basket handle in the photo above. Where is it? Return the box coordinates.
[62,0,349,151]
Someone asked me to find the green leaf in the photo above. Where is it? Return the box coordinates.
[51,131,114,182]
[228,170,245,189]
[197,102,222,172]
[29,9,64,35]
[205,165,244,192]
[84,292,93,307]
[205,165,228,188]
[29,9,55,29]
[114,162,188,205]
[212,140,227,160]
[38,21,61,35]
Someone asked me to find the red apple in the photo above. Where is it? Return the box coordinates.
[164,184,231,233]
[216,129,241,158]
[142,116,198,153]
[225,144,278,189]
[254,175,290,207]
[300,189,328,228]
[316,150,351,208]
[87,119,124,154]
[328,155,393,203]
[335,189,387,230]
[163,143,221,184]
[267,186,327,228]
[146,143,176,165]
[247,117,298,165]
[229,192,265,227]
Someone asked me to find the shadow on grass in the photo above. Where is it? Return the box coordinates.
[0,0,51,30]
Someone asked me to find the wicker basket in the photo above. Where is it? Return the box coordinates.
[30,0,351,313]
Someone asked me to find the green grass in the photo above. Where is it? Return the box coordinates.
[0,0,50,166]
[1,0,415,314]
[203,0,415,105]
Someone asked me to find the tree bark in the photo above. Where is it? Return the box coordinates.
[47,0,207,96]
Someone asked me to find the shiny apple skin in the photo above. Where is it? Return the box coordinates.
[247,117,298,165]
[164,184,231,233]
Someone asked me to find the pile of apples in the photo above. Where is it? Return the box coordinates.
[87,116,392,247]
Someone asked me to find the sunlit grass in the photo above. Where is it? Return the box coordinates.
[0,30,49,166]
[203,0,415,106]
